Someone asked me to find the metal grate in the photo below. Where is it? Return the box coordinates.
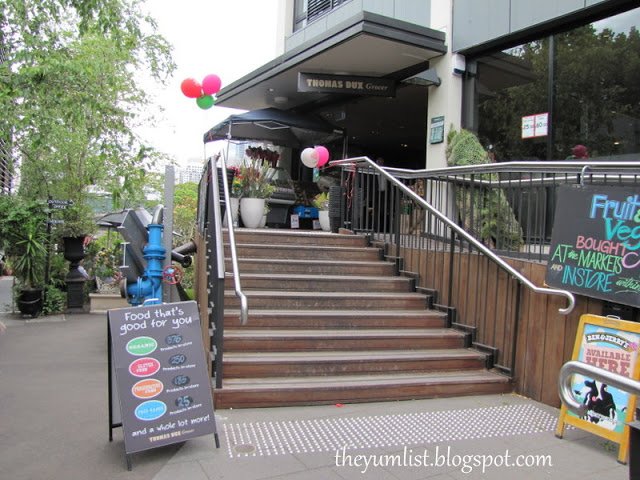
[223,403,560,458]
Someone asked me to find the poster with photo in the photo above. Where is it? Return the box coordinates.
[569,322,640,433]
[556,314,640,463]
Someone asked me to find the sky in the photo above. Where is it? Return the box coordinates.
[137,0,281,167]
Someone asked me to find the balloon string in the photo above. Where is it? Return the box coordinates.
[345,164,355,210]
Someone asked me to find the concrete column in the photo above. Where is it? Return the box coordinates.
[426,0,464,169]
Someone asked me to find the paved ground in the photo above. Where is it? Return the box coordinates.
[0,275,631,479]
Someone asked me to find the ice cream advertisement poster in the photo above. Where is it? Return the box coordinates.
[556,314,640,463]
[569,323,639,433]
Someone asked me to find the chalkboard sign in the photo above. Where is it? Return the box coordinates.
[108,301,218,461]
[546,185,640,308]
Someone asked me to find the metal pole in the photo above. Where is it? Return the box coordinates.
[163,165,175,303]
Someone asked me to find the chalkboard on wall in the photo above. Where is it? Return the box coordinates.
[545,185,640,308]
[108,301,218,457]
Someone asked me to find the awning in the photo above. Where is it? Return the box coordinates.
[203,107,343,148]
[215,11,446,112]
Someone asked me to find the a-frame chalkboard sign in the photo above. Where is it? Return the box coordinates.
[107,301,219,470]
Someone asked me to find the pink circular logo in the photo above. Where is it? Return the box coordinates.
[128,357,161,377]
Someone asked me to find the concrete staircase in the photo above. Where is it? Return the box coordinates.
[214,229,511,408]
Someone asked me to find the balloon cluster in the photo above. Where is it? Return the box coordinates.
[180,74,222,110]
[300,146,330,168]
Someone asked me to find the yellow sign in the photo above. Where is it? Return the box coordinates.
[556,314,640,463]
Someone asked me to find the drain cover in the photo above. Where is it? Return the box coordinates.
[233,444,256,454]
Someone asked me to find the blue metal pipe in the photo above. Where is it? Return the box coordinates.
[127,223,165,306]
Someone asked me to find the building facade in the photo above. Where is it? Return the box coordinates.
[215,0,639,170]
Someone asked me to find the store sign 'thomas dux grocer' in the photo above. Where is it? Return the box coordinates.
[298,73,396,96]
[545,185,640,307]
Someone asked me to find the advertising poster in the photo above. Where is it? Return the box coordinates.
[545,185,640,308]
[108,301,217,455]
[556,314,640,463]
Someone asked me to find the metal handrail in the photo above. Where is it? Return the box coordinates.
[212,153,248,325]
[382,160,640,179]
[558,360,640,418]
[330,156,576,315]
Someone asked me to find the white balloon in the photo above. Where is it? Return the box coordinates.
[300,147,319,168]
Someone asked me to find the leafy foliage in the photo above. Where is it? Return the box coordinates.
[173,181,198,242]
[446,128,523,250]
[42,285,66,315]
[233,159,275,199]
[0,0,175,235]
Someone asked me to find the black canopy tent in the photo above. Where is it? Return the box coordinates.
[202,107,344,150]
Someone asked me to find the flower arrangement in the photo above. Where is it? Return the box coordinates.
[232,159,275,199]
[312,191,330,210]
[93,247,121,281]
[245,146,280,168]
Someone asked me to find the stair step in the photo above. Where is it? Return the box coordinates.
[224,348,487,377]
[227,228,368,247]
[224,328,467,351]
[214,370,512,408]
[228,258,395,275]
[225,273,413,292]
[223,309,447,328]
[224,291,427,309]
[227,243,382,261]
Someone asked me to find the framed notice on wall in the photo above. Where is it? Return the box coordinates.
[545,185,640,308]
[429,116,445,144]
[556,314,640,463]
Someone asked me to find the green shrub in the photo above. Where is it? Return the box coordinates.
[42,285,66,316]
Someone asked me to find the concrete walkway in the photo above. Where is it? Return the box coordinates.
[0,277,630,479]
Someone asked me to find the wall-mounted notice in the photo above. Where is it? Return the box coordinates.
[545,185,640,308]
[108,301,217,456]
[521,112,548,138]
[556,314,640,463]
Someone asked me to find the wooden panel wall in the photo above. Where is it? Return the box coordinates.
[400,245,605,408]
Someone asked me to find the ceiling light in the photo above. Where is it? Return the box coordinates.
[274,96,288,104]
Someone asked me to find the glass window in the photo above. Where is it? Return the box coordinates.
[472,7,640,162]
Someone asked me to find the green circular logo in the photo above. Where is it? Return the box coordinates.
[126,336,158,356]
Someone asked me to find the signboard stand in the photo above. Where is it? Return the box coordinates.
[556,314,640,463]
[107,301,219,470]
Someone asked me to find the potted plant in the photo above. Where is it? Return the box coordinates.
[235,158,275,228]
[313,191,331,231]
[0,196,47,317]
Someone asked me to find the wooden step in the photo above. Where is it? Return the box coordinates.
[223,309,447,329]
[224,291,428,310]
[213,370,512,408]
[227,228,368,247]
[223,349,488,378]
[226,243,382,261]
[228,258,396,275]
[223,328,468,351]
[225,273,413,292]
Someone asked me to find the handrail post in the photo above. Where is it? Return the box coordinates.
[206,157,225,389]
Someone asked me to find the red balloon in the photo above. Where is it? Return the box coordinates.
[181,78,202,98]
[202,74,222,95]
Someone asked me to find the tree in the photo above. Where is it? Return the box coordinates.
[173,182,198,243]
[0,0,175,235]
